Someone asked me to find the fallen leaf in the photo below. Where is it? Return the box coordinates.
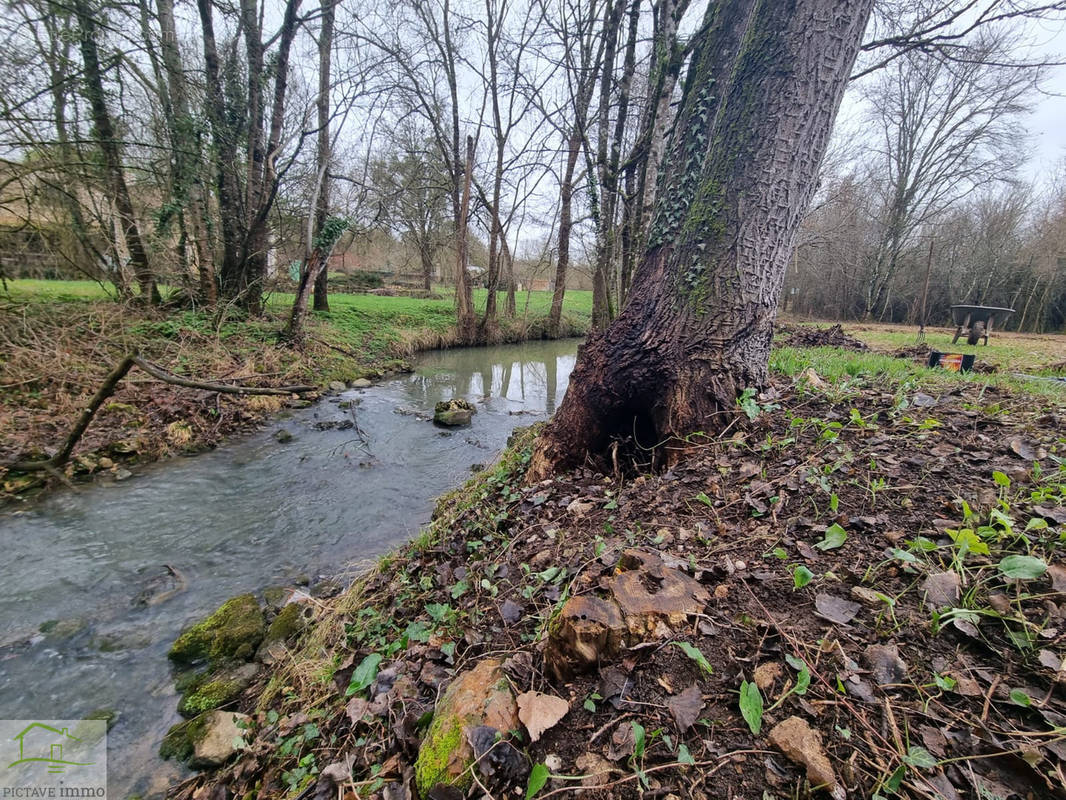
[666,685,703,732]
[1039,649,1065,675]
[815,593,861,624]
[922,572,961,610]
[1035,506,1066,525]
[768,716,844,800]
[606,721,634,761]
[1009,437,1046,461]
[864,644,908,686]
[1049,563,1066,595]
[517,691,569,743]
[500,599,522,625]
[345,697,369,725]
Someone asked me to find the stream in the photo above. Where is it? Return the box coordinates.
[0,338,579,797]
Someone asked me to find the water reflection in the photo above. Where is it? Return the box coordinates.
[0,337,580,797]
[405,338,576,415]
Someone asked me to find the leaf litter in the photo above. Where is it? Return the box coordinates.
[169,376,1066,800]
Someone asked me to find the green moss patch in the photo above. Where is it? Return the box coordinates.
[169,594,265,667]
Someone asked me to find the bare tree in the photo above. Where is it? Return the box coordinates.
[857,32,1042,318]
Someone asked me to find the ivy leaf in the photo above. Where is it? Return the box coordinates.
[793,565,814,588]
[345,653,382,697]
[997,555,1048,581]
[526,764,549,799]
[676,641,713,677]
[904,745,938,769]
[815,523,847,551]
[677,743,695,765]
[1010,688,1032,707]
[739,680,763,735]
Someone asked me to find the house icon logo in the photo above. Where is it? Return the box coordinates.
[8,723,95,774]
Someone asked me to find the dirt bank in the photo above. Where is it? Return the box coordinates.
[166,374,1066,800]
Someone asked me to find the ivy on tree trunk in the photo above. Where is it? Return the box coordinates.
[528,0,874,481]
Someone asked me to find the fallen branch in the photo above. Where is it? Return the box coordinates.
[9,353,316,474]
[129,356,314,396]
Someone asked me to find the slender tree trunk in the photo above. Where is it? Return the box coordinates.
[455,136,476,342]
[529,0,873,481]
[197,0,241,301]
[313,0,336,312]
[549,130,582,337]
[157,0,215,304]
[73,0,159,304]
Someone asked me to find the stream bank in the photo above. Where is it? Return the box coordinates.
[172,370,1066,800]
[0,338,581,797]
[1,282,590,502]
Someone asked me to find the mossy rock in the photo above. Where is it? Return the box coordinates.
[413,659,518,797]
[265,603,306,644]
[168,594,265,667]
[159,715,209,763]
[177,662,259,717]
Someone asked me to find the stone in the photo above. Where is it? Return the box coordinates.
[262,586,289,610]
[160,710,250,768]
[351,378,373,388]
[414,659,519,796]
[768,716,844,800]
[256,603,307,660]
[178,662,259,717]
[191,711,251,769]
[274,429,294,443]
[168,594,266,667]
[329,380,347,392]
[39,618,88,640]
[98,457,115,469]
[434,399,476,427]
[114,468,133,481]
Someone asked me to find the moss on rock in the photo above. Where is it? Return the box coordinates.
[413,659,518,797]
[159,715,209,763]
[177,663,258,717]
[168,594,265,666]
[414,713,466,795]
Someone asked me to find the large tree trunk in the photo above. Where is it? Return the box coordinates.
[73,0,160,304]
[528,0,873,481]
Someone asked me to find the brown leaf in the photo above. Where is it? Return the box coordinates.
[345,697,369,725]
[1009,437,1046,461]
[814,593,861,625]
[1049,563,1066,595]
[922,572,961,610]
[666,685,703,732]
[517,691,569,743]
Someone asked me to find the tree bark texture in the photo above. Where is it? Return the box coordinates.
[454,135,476,342]
[313,0,336,312]
[73,0,160,304]
[528,0,874,481]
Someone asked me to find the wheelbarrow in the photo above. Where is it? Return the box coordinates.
[949,305,1014,346]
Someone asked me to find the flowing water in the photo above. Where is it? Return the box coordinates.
[0,338,579,796]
